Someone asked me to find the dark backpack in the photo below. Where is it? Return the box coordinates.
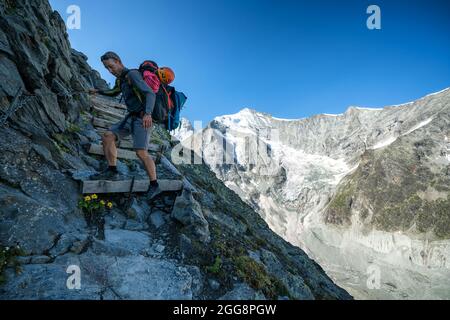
[134,60,187,131]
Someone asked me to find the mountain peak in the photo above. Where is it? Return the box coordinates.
[239,107,257,113]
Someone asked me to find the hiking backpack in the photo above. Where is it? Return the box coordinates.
[136,60,187,131]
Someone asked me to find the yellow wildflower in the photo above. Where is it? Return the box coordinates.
[107,202,113,209]
[84,196,91,202]
[100,200,106,206]
[92,194,98,200]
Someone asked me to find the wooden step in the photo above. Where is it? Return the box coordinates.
[92,105,126,120]
[91,117,114,129]
[91,96,127,110]
[96,114,120,124]
[81,179,183,194]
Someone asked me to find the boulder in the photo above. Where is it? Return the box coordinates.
[171,189,210,243]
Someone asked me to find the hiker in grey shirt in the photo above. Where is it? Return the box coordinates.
[89,51,161,200]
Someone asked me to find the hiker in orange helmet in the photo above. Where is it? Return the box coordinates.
[89,51,161,201]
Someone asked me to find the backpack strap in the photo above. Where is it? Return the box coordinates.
[161,85,174,109]
[123,69,145,106]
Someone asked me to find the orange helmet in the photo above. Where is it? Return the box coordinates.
[158,67,175,85]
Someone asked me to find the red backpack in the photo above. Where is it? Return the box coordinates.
[138,61,161,93]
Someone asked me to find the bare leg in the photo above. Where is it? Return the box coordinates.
[102,132,118,166]
[136,149,157,181]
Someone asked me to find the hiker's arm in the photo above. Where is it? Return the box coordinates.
[97,79,121,97]
[128,70,156,115]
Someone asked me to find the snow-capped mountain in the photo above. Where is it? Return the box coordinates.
[176,88,450,299]
[171,117,195,143]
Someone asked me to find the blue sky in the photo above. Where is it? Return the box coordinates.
[50,0,450,125]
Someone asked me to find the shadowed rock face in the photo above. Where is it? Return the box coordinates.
[178,87,450,298]
[0,0,351,300]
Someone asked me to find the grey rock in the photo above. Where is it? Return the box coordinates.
[126,198,149,223]
[0,128,80,213]
[29,255,52,264]
[0,28,13,57]
[104,255,194,300]
[35,89,67,132]
[163,195,174,206]
[260,250,284,275]
[76,133,91,146]
[182,178,199,194]
[209,211,247,235]
[187,266,203,297]
[0,184,85,256]
[116,160,130,176]
[104,210,127,229]
[49,233,86,258]
[80,154,101,171]
[260,249,314,300]
[29,252,193,300]
[60,152,89,170]
[208,279,220,291]
[31,144,59,169]
[24,252,195,300]
[179,234,193,257]
[0,55,24,97]
[124,219,149,231]
[15,256,31,265]
[81,128,102,143]
[70,49,88,62]
[70,238,90,255]
[154,244,165,253]
[248,250,262,264]
[91,229,152,257]
[149,211,166,229]
[0,262,103,300]
[171,190,210,243]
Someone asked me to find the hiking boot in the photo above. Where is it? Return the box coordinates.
[91,167,120,181]
[146,183,163,201]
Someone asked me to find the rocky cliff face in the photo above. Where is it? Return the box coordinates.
[0,0,350,300]
[178,89,450,299]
